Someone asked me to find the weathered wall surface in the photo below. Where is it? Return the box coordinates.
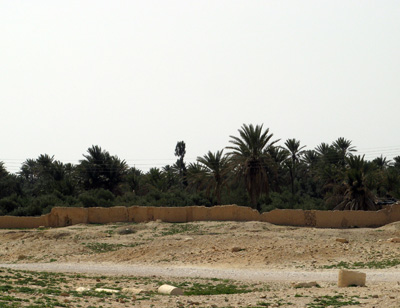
[1,204,400,229]
[0,215,48,229]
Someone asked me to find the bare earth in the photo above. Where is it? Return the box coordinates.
[1,220,400,307]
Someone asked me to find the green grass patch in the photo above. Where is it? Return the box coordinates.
[160,223,200,236]
[307,295,360,307]
[184,282,252,295]
[84,242,140,253]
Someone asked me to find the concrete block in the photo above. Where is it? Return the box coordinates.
[157,284,183,295]
[338,269,366,287]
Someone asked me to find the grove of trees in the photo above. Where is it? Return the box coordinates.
[1,124,399,216]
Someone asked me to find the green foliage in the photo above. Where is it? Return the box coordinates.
[78,189,115,208]
[227,124,279,210]
[84,242,139,253]
[260,191,326,212]
[160,223,200,236]
[77,145,128,195]
[2,126,399,216]
[183,282,251,295]
[307,295,360,307]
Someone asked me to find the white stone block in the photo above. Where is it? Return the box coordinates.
[157,284,183,295]
[95,288,120,293]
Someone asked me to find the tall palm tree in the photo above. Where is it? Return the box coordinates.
[78,145,128,194]
[333,137,356,167]
[186,162,208,193]
[266,146,289,192]
[226,124,279,211]
[197,150,229,205]
[334,155,378,211]
[284,138,306,196]
[373,155,390,171]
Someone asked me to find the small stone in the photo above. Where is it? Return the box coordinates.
[122,287,144,294]
[95,288,120,293]
[336,238,349,243]
[292,281,319,288]
[75,287,90,292]
[231,247,244,252]
[388,238,400,243]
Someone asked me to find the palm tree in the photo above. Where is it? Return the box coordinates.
[226,124,279,211]
[186,162,208,193]
[196,150,229,205]
[266,146,289,192]
[334,155,378,211]
[373,155,390,171]
[78,145,128,194]
[284,138,306,196]
[333,137,356,167]
[173,141,188,187]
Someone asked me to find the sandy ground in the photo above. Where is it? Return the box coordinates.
[1,220,400,307]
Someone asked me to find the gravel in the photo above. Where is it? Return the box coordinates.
[1,262,400,282]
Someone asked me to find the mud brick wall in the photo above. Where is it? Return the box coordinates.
[0,204,399,229]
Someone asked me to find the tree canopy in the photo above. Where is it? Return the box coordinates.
[1,124,399,216]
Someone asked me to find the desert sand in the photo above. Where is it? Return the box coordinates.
[1,220,400,307]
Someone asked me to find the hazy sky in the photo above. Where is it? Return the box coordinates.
[1,1,400,173]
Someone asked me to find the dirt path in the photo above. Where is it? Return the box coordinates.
[2,262,400,283]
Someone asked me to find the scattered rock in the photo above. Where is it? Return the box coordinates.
[122,287,145,294]
[117,227,137,235]
[76,287,90,292]
[184,237,193,242]
[388,238,400,243]
[158,284,183,295]
[336,238,349,243]
[338,269,366,287]
[95,288,120,293]
[292,281,319,288]
[231,247,245,252]
[187,300,200,305]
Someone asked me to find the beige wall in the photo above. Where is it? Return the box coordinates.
[0,204,399,229]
